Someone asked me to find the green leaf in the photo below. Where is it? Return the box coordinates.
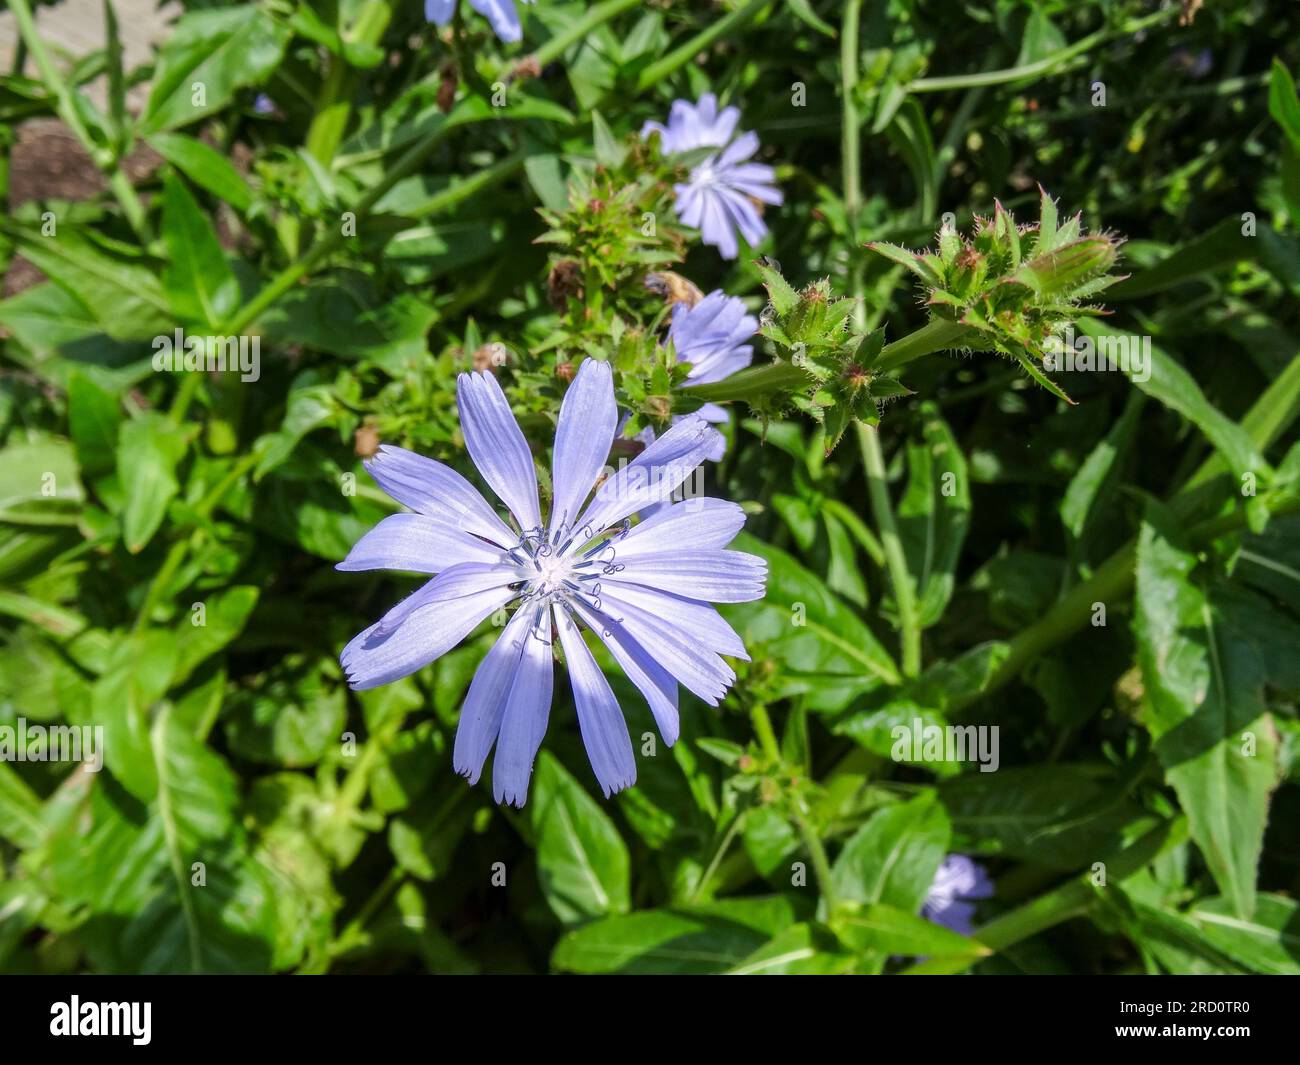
[531,752,630,924]
[551,897,796,974]
[1012,348,1074,405]
[161,175,238,328]
[260,278,437,369]
[45,706,279,973]
[1077,319,1267,485]
[90,629,178,800]
[224,660,347,767]
[1135,506,1280,917]
[103,0,128,153]
[1060,390,1143,541]
[149,132,255,214]
[865,241,944,288]
[0,223,171,340]
[742,805,801,878]
[940,764,1153,869]
[727,923,855,974]
[897,403,970,626]
[0,762,45,849]
[1269,59,1300,150]
[833,904,987,960]
[1015,8,1066,67]
[830,793,950,913]
[117,412,187,553]
[591,111,625,167]
[1184,894,1300,975]
[1109,217,1253,300]
[0,434,83,522]
[728,533,901,707]
[141,6,290,133]
[173,586,260,684]
[754,259,800,316]
[67,370,123,478]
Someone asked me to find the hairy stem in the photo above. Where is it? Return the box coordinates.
[857,422,923,678]
[841,0,864,318]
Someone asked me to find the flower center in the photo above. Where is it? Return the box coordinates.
[692,159,720,187]
[509,531,579,603]
[531,549,573,596]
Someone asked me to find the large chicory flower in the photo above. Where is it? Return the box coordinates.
[425,0,533,44]
[337,360,766,806]
[922,854,994,935]
[642,93,782,260]
[666,289,758,460]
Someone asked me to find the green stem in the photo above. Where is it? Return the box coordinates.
[329,866,407,957]
[132,537,192,632]
[841,0,864,321]
[683,359,809,404]
[856,422,922,678]
[795,802,839,914]
[748,702,838,910]
[906,8,1175,94]
[633,0,771,92]
[404,149,527,218]
[530,0,642,69]
[748,703,781,763]
[305,0,394,165]
[875,319,974,374]
[691,814,744,903]
[7,0,149,240]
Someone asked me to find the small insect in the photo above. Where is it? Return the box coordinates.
[645,271,704,308]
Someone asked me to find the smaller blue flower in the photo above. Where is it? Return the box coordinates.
[642,94,782,260]
[425,0,534,45]
[922,854,994,936]
[667,290,757,459]
[670,290,757,386]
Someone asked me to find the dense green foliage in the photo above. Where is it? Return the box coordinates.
[1,0,1299,974]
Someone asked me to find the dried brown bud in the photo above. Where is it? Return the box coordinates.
[437,63,458,114]
[547,260,583,310]
[513,55,541,80]
[354,424,380,458]
[646,395,672,420]
[554,361,575,382]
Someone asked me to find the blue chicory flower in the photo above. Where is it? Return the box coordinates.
[666,289,758,460]
[424,0,533,45]
[642,93,783,260]
[922,854,994,936]
[337,359,766,806]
